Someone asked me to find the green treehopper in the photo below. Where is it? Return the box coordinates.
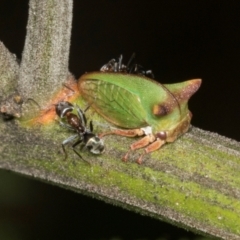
[78,72,201,164]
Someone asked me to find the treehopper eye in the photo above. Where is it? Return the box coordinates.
[78,59,201,164]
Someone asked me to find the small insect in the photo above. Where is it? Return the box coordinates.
[78,57,201,164]
[55,101,104,161]
[100,53,154,78]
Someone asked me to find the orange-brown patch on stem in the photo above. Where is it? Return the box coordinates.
[27,76,80,126]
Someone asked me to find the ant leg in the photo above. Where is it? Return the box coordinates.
[60,83,76,100]
[118,54,123,71]
[126,53,136,69]
[76,102,95,129]
[113,62,117,72]
[89,120,93,132]
[83,98,98,111]
[75,104,86,124]
[61,134,78,160]
[71,138,83,159]
[57,120,75,131]
[62,83,75,93]
[72,139,91,165]
[145,70,154,79]
[83,104,91,113]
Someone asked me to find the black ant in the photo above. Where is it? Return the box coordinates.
[55,101,104,162]
[100,53,154,79]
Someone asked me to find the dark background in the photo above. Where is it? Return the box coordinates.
[0,0,239,239]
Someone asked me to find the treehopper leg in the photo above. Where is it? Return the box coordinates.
[100,128,157,163]
[100,128,166,164]
[137,138,166,164]
[122,134,156,163]
[99,128,145,138]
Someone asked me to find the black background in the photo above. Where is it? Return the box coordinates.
[0,0,239,239]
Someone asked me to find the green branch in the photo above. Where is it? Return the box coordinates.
[18,0,73,116]
[0,120,240,239]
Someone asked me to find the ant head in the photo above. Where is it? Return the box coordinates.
[55,101,74,118]
[85,134,104,154]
